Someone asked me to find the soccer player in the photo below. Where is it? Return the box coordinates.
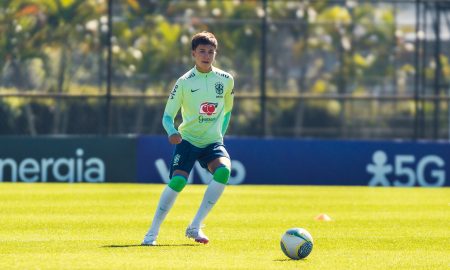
[142,31,234,246]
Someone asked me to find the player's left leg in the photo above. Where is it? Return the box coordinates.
[186,144,231,244]
[190,157,231,229]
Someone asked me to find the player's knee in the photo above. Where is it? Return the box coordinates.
[168,175,187,192]
[213,166,230,184]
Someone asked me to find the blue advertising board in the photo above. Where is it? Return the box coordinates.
[137,136,450,187]
[1,136,447,186]
[0,137,136,183]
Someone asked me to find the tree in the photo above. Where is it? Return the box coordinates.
[0,1,50,134]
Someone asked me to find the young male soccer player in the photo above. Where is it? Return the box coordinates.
[142,31,234,245]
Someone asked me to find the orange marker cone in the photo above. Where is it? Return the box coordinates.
[314,213,332,221]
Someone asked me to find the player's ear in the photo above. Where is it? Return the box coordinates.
[191,50,195,58]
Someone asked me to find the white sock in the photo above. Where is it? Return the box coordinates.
[190,180,226,228]
[145,186,178,237]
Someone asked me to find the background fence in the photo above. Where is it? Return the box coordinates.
[1,0,450,140]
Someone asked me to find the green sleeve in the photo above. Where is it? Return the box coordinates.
[162,113,178,136]
[224,78,234,113]
[162,79,183,136]
[165,79,183,118]
[222,111,231,135]
[222,77,234,135]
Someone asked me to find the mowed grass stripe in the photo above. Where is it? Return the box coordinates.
[0,184,448,270]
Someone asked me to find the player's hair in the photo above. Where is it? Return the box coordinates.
[191,31,218,51]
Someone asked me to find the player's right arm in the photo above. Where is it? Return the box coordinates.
[162,79,183,144]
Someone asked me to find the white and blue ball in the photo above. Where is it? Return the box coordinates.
[280,228,313,260]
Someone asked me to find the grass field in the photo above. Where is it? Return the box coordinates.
[0,184,448,270]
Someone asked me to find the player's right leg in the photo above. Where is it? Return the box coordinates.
[142,141,198,246]
[142,171,188,245]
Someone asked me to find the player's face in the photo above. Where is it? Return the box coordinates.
[192,44,216,73]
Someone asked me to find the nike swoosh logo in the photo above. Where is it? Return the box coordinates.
[191,89,200,92]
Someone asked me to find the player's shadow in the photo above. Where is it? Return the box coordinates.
[273,258,308,262]
[102,244,198,248]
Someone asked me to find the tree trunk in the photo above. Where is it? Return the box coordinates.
[11,60,37,135]
[53,46,68,133]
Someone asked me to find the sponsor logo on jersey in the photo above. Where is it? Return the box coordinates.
[199,102,218,116]
[169,84,178,99]
[198,115,216,123]
[215,71,229,79]
[187,72,196,79]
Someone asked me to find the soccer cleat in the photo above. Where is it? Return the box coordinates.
[141,234,157,246]
[185,226,209,244]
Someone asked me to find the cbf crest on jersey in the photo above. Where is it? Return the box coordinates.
[215,82,224,97]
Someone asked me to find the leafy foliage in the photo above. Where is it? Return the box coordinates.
[0,1,447,138]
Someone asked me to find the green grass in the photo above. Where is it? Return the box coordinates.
[0,184,448,270]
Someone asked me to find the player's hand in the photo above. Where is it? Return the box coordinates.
[168,133,182,144]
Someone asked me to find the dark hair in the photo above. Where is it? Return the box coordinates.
[191,31,218,51]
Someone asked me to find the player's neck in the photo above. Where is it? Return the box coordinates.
[195,65,212,73]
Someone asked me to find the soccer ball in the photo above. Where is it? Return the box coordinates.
[280,228,313,260]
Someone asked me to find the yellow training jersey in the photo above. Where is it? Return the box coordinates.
[163,66,234,148]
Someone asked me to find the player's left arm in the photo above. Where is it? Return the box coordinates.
[222,77,234,135]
